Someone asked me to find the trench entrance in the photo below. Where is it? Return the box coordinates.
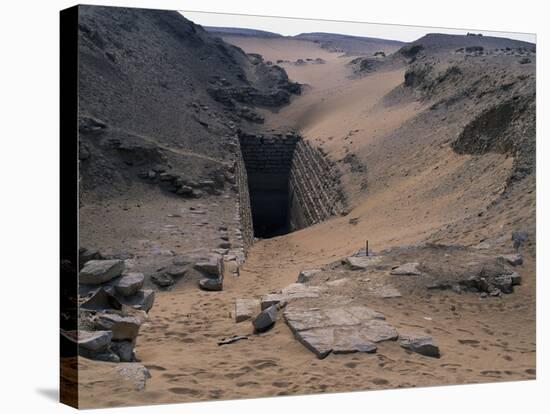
[239,133,298,238]
[238,132,347,240]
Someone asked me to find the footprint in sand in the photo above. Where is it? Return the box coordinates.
[458,339,480,346]
[146,364,167,371]
[480,370,502,377]
[236,381,259,387]
[272,381,291,388]
[250,359,279,369]
[168,387,201,396]
[371,378,390,385]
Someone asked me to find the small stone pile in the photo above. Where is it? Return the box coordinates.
[138,165,234,199]
[63,257,155,363]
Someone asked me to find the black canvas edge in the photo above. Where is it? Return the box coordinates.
[60,4,79,409]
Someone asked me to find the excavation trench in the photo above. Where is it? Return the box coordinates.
[236,132,347,241]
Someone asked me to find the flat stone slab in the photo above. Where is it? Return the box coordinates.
[281,283,325,299]
[115,273,144,296]
[399,334,440,358]
[333,327,377,354]
[235,299,261,323]
[284,305,395,358]
[390,262,421,276]
[80,259,125,284]
[345,256,383,270]
[261,293,287,310]
[294,328,334,358]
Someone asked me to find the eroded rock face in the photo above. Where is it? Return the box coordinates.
[284,306,396,359]
[80,260,125,284]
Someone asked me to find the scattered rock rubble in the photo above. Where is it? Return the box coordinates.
[243,241,524,359]
[65,257,155,375]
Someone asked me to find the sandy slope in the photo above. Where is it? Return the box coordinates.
[77,36,535,408]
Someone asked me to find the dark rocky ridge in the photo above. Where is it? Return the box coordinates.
[400,33,535,55]
[294,32,405,56]
[78,6,300,200]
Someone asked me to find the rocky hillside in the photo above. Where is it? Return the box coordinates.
[398,33,535,57]
[78,6,300,200]
[294,32,405,56]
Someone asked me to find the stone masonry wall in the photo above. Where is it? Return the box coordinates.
[237,131,347,237]
[288,139,347,231]
[234,138,254,254]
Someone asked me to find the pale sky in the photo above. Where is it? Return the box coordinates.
[179,10,535,44]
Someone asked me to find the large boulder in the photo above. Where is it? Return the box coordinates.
[115,273,144,296]
[399,334,440,358]
[252,305,278,333]
[80,259,124,284]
